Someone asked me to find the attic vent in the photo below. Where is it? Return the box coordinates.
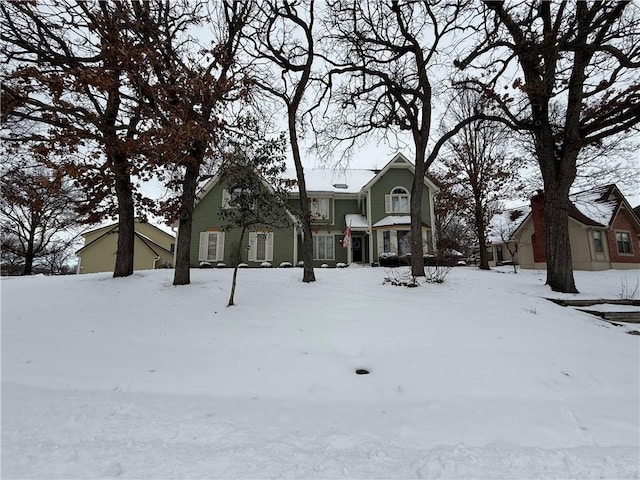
[333,183,348,189]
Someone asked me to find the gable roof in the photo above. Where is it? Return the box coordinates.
[80,219,175,240]
[195,152,438,206]
[488,205,532,243]
[360,152,440,194]
[489,184,640,245]
[570,184,619,227]
[77,220,174,255]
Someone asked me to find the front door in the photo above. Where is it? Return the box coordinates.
[352,235,363,262]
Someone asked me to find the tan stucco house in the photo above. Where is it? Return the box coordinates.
[76,219,175,274]
[488,184,640,271]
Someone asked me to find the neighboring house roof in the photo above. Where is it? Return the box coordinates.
[135,232,174,257]
[570,184,618,227]
[76,221,175,255]
[488,183,639,245]
[488,206,532,244]
[80,219,175,239]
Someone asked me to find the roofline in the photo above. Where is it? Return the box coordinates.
[80,219,174,239]
[77,231,174,256]
[360,152,440,194]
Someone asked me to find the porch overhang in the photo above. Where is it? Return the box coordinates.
[345,214,369,231]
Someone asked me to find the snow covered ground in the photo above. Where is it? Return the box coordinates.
[2,266,639,479]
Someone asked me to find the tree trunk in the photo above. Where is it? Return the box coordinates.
[475,201,490,270]
[535,127,579,293]
[23,235,35,276]
[173,160,200,286]
[410,141,427,277]
[227,225,246,307]
[288,112,315,283]
[113,154,135,278]
[543,181,578,293]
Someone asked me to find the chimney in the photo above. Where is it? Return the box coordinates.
[530,191,546,263]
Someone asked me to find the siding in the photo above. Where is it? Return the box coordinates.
[190,180,295,267]
[369,168,432,226]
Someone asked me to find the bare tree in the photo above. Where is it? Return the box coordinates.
[436,90,523,270]
[321,0,476,277]
[0,164,79,275]
[243,0,318,283]
[455,1,640,292]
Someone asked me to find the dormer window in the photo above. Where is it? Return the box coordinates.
[385,187,410,213]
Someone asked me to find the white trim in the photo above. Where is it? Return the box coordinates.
[312,233,336,260]
[199,231,225,262]
[248,231,274,262]
[360,152,439,194]
[293,224,298,264]
[221,189,231,209]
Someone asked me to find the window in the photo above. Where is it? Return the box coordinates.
[313,234,335,260]
[248,232,274,262]
[397,230,411,255]
[616,231,632,254]
[593,231,604,253]
[385,187,410,213]
[496,245,504,263]
[486,247,494,262]
[383,231,391,253]
[310,197,330,220]
[222,188,251,209]
[198,231,225,262]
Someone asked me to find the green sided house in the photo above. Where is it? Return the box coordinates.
[76,219,175,274]
[188,153,438,268]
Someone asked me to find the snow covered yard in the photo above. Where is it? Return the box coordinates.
[2,266,639,479]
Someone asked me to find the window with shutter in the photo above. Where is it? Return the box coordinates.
[386,187,410,213]
[249,231,274,262]
[199,231,225,262]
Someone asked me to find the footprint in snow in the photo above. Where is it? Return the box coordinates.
[103,461,123,477]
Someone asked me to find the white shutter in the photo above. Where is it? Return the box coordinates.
[199,232,209,261]
[222,189,230,209]
[385,194,391,213]
[265,232,274,261]
[216,232,225,261]
[248,232,257,262]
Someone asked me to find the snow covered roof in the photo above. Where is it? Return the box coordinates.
[284,169,377,194]
[487,206,532,244]
[372,215,412,228]
[570,184,618,227]
[345,214,368,230]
